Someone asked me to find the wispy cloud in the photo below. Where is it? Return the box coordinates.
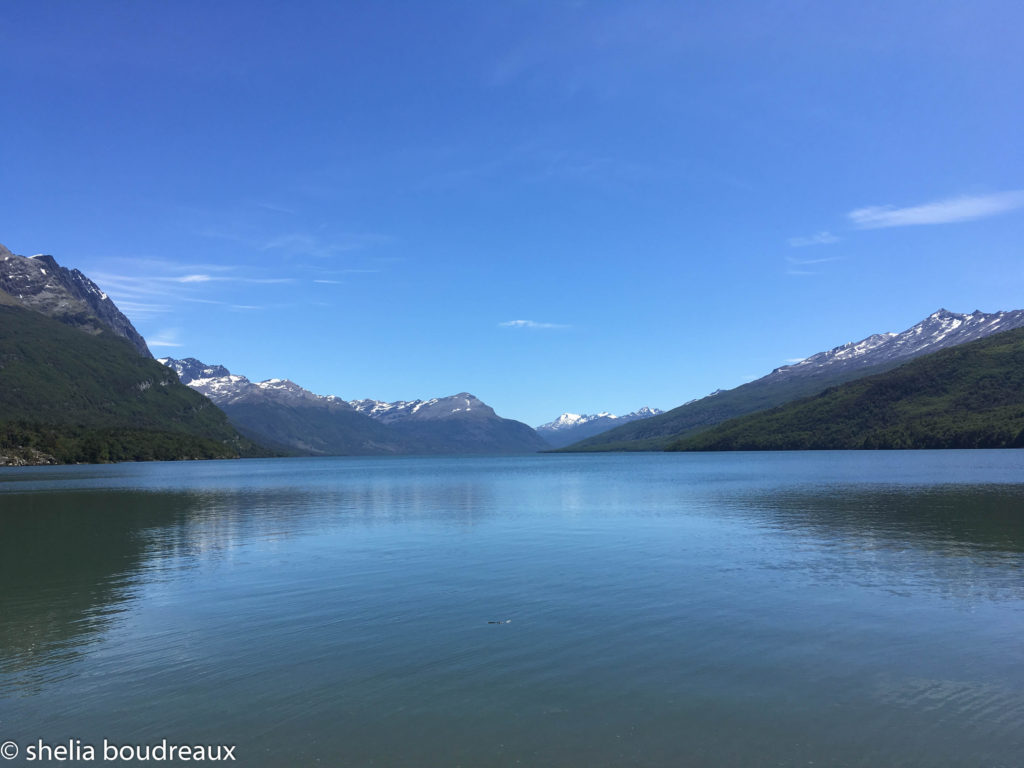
[785,357,806,364]
[114,300,173,316]
[262,232,392,258]
[93,272,293,298]
[785,254,841,276]
[147,328,184,348]
[848,190,1024,229]
[499,319,568,330]
[786,255,842,266]
[788,231,839,247]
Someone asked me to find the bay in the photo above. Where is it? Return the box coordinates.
[2,451,1023,766]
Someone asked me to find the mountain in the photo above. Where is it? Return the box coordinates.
[351,394,549,454]
[164,359,548,455]
[160,357,402,455]
[670,326,1024,451]
[0,303,249,465]
[0,244,151,356]
[536,407,663,448]
[562,309,1024,452]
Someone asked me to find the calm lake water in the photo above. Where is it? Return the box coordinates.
[1,452,1023,767]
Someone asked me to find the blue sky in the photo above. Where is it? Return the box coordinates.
[2,1,1022,426]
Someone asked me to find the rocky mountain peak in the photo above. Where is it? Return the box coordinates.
[29,253,60,269]
[0,245,152,357]
[158,356,352,410]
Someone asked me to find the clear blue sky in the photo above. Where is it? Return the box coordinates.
[2,1,1022,426]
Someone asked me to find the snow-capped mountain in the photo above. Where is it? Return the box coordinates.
[0,244,151,356]
[160,357,548,455]
[161,357,351,409]
[350,394,495,423]
[767,309,1024,381]
[537,407,662,432]
[536,407,663,448]
[566,308,1024,451]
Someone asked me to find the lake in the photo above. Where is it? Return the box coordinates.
[2,452,1023,766]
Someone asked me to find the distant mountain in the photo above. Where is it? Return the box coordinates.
[671,326,1024,451]
[164,358,548,455]
[536,407,663,448]
[0,303,249,465]
[0,244,151,356]
[351,394,549,454]
[161,357,401,455]
[563,308,1024,451]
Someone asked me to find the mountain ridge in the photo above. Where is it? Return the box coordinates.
[161,357,549,455]
[560,308,1024,452]
[0,244,152,356]
[670,326,1024,451]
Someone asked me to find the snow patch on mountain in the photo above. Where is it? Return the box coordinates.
[770,309,1024,380]
[536,407,663,432]
[160,357,349,408]
[349,393,494,422]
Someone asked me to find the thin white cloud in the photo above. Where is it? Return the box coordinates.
[786,255,841,266]
[114,301,173,316]
[499,319,568,330]
[94,272,293,296]
[785,254,841,276]
[145,327,184,348]
[262,232,392,258]
[848,190,1024,229]
[788,231,839,247]
[785,357,806,364]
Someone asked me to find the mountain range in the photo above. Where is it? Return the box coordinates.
[535,408,663,448]
[5,241,1024,463]
[560,309,1024,451]
[161,357,549,455]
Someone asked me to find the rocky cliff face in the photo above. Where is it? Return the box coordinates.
[0,244,151,356]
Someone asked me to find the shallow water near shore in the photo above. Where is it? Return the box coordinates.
[2,451,1023,767]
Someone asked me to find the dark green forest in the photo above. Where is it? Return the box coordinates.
[0,304,258,463]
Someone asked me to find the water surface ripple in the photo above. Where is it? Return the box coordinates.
[2,452,1023,766]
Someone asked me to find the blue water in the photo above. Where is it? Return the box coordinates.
[2,452,1023,766]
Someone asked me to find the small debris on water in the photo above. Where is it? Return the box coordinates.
[487,619,512,624]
